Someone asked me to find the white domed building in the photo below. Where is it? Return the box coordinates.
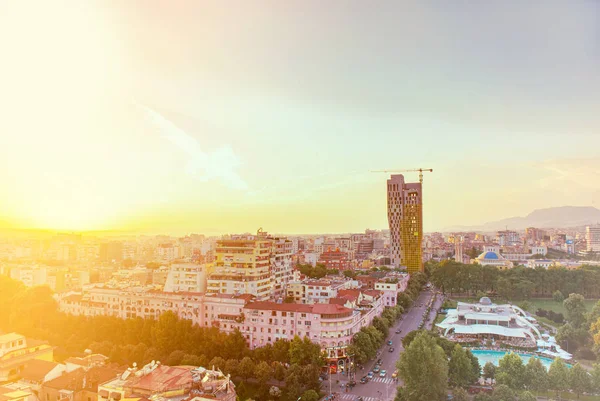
[472,246,513,270]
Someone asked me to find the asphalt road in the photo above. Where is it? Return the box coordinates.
[322,288,444,401]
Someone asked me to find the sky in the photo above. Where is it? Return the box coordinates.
[0,1,599,235]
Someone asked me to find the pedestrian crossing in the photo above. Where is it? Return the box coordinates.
[337,395,378,401]
[367,377,397,384]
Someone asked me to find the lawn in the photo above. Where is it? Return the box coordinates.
[449,297,598,315]
[527,298,597,315]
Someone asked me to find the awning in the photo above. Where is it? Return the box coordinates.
[451,324,529,339]
[98,390,109,398]
[110,393,122,400]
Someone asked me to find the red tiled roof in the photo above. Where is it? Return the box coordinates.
[244,302,314,313]
[126,366,194,392]
[363,290,382,297]
[337,289,361,302]
[245,301,351,315]
[312,304,352,315]
[19,360,60,383]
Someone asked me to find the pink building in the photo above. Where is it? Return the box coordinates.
[59,287,385,371]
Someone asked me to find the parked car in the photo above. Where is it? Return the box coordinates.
[377,358,382,365]
[389,347,395,352]
[360,376,369,384]
[387,340,393,346]
[392,370,398,378]
[367,371,374,378]
[373,366,380,373]
[395,329,401,334]
[380,370,387,377]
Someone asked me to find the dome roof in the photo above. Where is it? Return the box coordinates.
[484,251,499,260]
[479,297,492,305]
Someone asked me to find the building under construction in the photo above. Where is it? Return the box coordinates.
[387,174,424,274]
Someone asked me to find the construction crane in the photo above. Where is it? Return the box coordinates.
[370,168,433,184]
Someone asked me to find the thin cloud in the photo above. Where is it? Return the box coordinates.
[534,158,600,192]
[134,101,248,191]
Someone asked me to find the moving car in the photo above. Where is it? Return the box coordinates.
[367,371,374,378]
[389,347,395,352]
[380,370,387,377]
[392,370,398,378]
[373,366,380,373]
[387,340,393,346]
[395,329,401,334]
[360,376,369,384]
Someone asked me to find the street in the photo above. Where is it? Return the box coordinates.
[322,288,444,401]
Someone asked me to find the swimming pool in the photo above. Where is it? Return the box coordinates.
[470,349,558,370]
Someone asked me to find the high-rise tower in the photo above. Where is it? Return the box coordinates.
[387,174,423,273]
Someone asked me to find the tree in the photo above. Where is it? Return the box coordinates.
[518,391,536,401]
[372,317,390,338]
[289,336,324,366]
[496,353,525,390]
[449,344,475,388]
[209,356,226,370]
[225,359,239,377]
[473,394,492,401]
[238,357,255,380]
[273,362,286,382]
[343,270,357,279]
[397,293,413,309]
[254,361,273,386]
[300,389,319,401]
[524,357,547,394]
[564,293,587,328]
[453,388,468,401]
[491,384,515,401]
[483,362,496,383]
[548,358,569,398]
[397,332,448,401]
[588,299,600,324]
[466,349,481,382]
[553,290,565,303]
[166,350,185,366]
[569,363,591,398]
[591,363,600,394]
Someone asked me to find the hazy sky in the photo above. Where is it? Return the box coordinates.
[0,1,599,234]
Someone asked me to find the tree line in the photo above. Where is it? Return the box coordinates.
[430,260,600,299]
[396,330,599,401]
[0,275,323,401]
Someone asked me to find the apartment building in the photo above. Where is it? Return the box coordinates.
[0,334,54,383]
[163,262,208,293]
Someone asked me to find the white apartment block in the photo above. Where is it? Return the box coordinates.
[587,225,600,253]
[163,262,207,293]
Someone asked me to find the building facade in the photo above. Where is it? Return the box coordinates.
[587,225,600,253]
[387,174,423,273]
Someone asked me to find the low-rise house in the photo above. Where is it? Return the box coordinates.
[40,366,121,401]
[0,334,54,383]
[17,360,66,395]
[98,363,235,401]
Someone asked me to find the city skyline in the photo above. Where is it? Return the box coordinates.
[1,2,599,235]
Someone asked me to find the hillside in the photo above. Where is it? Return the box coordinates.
[445,206,600,232]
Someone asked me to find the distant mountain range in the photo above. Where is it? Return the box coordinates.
[445,206,600,232]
